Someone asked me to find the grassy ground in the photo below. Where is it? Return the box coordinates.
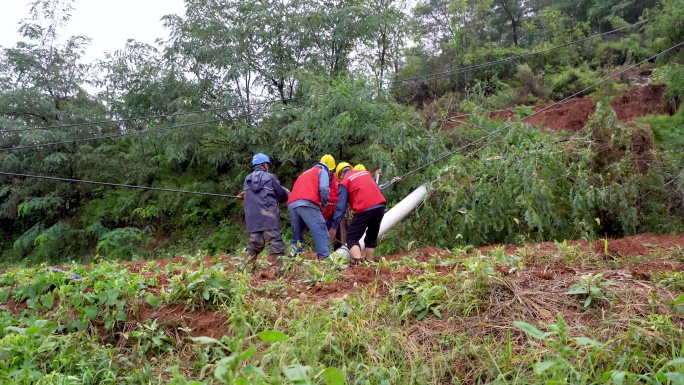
[1,234,684,384]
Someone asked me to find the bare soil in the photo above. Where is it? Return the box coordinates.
[5,232,684,340]
[450,84,676,132]
[121,232,684,310]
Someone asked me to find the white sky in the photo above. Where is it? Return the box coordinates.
[0,0,186,63]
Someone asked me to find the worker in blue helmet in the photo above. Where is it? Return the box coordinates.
[241,153,290,273]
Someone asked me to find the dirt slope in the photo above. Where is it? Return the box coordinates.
[122,232,684,308]
[452,84,676,132]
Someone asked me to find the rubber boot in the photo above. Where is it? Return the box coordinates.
[260,255,284,279]
[245,250,258,272]
[267,254,284,268]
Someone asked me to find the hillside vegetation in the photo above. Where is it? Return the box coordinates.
[0,0,683,264]
[2,1,684,384]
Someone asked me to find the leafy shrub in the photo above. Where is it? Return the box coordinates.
[13,224,45,257]
[588,33,653,68]
[96,227,151,259]
[516,64,550,101]
[198,220,244,254]
[549,65,600,99]
[31,222,76,262]
[17,197,63,221]
[659,64,684,104]
[403,104,684,247]
[639,109,684,151]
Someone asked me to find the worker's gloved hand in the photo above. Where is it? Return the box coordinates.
[328,228,337,242]
[237,192,245,200]
[391,176,402,183]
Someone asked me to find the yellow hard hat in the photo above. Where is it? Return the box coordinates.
[320,154,336,171]
[353,164,366,171]
[335,162,352,178]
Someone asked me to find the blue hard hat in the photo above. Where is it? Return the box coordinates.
[252,153,271,166]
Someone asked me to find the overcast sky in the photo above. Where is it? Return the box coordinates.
[0,0,186,62]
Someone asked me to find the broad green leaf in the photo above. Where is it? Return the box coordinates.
[75,320,89,331]
[33,320,48,327]
[604,371,625,385]
[243,364,265,376]
[25,326,42,335]
[257,330,289,342]
[674,293,684,307]
[514,321,548,340]
[84,306,99,321]
[145,294,163,309]
[660,358,684,369]
[534,361,555,375]
[417,308,429,320]
[660,372,684,385]
[283,364,312,383]
[190,336,221,345]
[5,326,26,335]
[321,367,345,385]
[37,342,57,353]
[26,297,38,309]
[0,288,10,303]
[116,310,127,321]
[107,289,119,306]
[573,337,601,346]
[241,345,257,360]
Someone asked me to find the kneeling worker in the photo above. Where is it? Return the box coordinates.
[337,165,386,264]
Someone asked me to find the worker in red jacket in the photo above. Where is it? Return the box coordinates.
[287,157,333,260]
[337,166,386,264]
[320,155,340,235]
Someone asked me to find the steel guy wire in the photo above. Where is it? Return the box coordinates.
[0,171,239,198]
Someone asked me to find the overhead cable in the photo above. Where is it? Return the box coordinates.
[0,171,239,198]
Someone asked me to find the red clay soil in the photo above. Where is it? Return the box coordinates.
[612,85,676,121]
[479,232,684,257]
[481,85,675,132]
[136,303,229,338]
[7,233,684,332]
[94,233,684,308]
[298,233,684,302]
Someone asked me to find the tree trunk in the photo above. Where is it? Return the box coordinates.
[500,0,519,46]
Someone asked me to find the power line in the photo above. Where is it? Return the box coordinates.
[0,171,239,198]
[390,20,649,86]
[0,104,303,152]
[0,97,302,134]
[388,39,684,186]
